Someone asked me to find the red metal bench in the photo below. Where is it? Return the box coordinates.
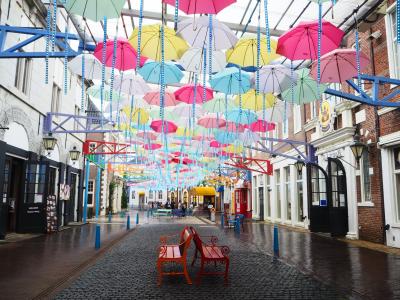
[189,226,230,284]
[157,226,193,285]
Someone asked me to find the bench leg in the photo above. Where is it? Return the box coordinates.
[183,261,192,285]
[157,260,163,286]
[191,249,198,266]
[224,258,230,283]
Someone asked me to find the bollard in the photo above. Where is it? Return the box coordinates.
[127,215,130,230]
[108,211,112,223]
[136,212,139,225]
[273,225,279,257]
[221,213,224,228]
[95,224,101,249]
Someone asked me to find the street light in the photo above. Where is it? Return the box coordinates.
[69,146,81,161]
[350,134,366,162]
[294,156,305,174]
[42,133,57,152]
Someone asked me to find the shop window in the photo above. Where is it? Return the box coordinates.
[393,147,400,221]
[158,190,163,199]
[51,83,61,113]
[2,160,10,204]
[275,169,281,219]
[87,180,94,206]
[25,162,46,203]
[149,190,153,199]
[14,54,32,95]
[285,167,291,221]
[386,4,400,79]
[296,170,304,222]
[357,151,372,204]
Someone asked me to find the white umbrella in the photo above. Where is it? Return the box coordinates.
[179,47,226,73]
[257,100,292,123]
[254,64,298,94]
[114,72,151,96]
[177,16,238,50]
[69,54,111,80]
[172,103,204,118]
[239,129,260,146]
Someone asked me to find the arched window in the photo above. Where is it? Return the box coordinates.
[158,190,163,199]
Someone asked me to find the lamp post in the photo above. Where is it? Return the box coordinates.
[350,134,366,163]
[69,146,81,162]
[294,156,305,174]
[42,133,57,153]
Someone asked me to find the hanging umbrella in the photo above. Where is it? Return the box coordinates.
[224,144,244,154]
[209,67,251,95]
[151,120,178,133]
[281,68,327,104]
[225,109,258,124]
[277,20,344,60]
[129,25,188,62]
[63,0,125,21]
[179,47,226,73]
[255,64,298,94]
[210,140,230,148]
[233,90,276,111]
[249,120,275,133]
[202,96,235,113]
[221,122,247,133]
[69,54,111,80]
[93,39,147,71]
[309,48,370,83]
[163,0,235,14]
[239,129,261,146]
[114,72,151,95]
[137,131,158,141]
[172,104,204,118]
[177,16,238,50]
[175,84,214,104]
[213,130,237,144]
[87,85,123,102]
[144,90,180,107]
[226,38,280,68]
[143,143,162,150]
[257,100,292,123]
[138,62,184,85]
[121,107,149,125]
[197,114,226,129]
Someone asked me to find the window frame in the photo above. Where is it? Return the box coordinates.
[385,3,399,80]
[293,104,302,133]
[87,180,94,207]
[357,150,374,207]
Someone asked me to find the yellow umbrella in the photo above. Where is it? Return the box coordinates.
[224,144,244,154]
[122,107,149,125]
[175,127,193,137]
[234,89,276,111]
[129,24,188,62]
[226,38,279,67]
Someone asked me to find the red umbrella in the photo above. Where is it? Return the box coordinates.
[197,114,226,129]
[174,84,214,104]
[277,20,344,61]
[249,120,276,133]
[150,120,178,133]
[163,0,236,14]
[309,48,370,83]
[143,91,180,107]
[143,143,162,150]
[94,39,147,71]
[137,131,158,140]
[210,140,230,148]
[220,122,247,133]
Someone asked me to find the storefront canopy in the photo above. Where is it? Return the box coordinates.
[190,187,216,196]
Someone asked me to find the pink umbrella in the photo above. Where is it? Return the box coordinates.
[94,39,147,71]
[150,120,178,133]
[197,114,226,129]
[210,140,230,148]
[277,20,344,61]
[220,122,246,133]
[143,90,181,107]
[309,48,370,83]
[249,120,276,133]
[137,131,158,140]
[143,143,162,150]
[174,84,214,104]
[163,0,235,14]
[193,135,213,141]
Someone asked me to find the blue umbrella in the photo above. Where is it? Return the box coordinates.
[138,61,184,85]
[225,109,258,124]
[209,67,251,95]
[214,129,237,144]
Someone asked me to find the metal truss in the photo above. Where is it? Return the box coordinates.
[224,156,273,175]
[0,25,95,58]
[83,140,134,155]
[43,113,120,134]
[325,75,400,107]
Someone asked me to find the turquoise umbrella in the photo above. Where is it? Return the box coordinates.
[213,129,237,144]
[138,62,184,85]
[202,96,236,113]
[63,0,126,22]
[209,67,251,95]
[87,85,124,102]
[281,68,327,104]
[225,109,258,125]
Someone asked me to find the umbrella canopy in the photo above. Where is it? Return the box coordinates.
[163,0,236,14]
[175,84,214,104]
[277,20,344,60]
[87,85,123,102]
[281,68,327,104]
[172,104,204,119]
[309,48,370,83]
[209,67,251,95]
[226,38,280,67]
[114,73,151,95]
[69,54,111,80]
[138,62,184,85]
[197,114,226,129]
[177,16,238,50]
[249,120,276,133]
[143,143,162,150]
[150,120,178,133]
[210,140,230,148]
[233,90,276,111]
[129,25,188,62]
[221,122,247,133]
[93,39,147,71]
[255,64,298,94]
[202,96,236,113]
[122,107,149,125]
[239,129,261,146]
[179,47,226,73]
[225,109,258,124]
[257,100,292,123]
[137,131,158,140]
[214,130,237,144]
[144,90,180,107]
[63,0,125,21]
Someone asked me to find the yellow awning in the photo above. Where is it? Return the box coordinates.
[190,187,216,196]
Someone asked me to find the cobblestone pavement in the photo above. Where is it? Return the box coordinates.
[56,219,343,300]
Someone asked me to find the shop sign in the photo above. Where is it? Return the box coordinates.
[319,98,336,133]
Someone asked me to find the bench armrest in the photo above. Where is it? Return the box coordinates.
[198,235,219,246]
[159,234,179,245]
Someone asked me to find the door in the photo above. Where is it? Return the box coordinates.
[307,163,330,233]
[258,187,264,220]
[328,158,348,236]
[64,173,77,225]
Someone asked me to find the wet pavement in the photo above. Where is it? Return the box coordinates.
[0,222,126,300]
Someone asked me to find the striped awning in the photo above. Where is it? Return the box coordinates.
[190,187,216,196]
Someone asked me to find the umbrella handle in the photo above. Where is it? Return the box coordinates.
[192,14,198,31]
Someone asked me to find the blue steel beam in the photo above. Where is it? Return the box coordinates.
[0,25,95,58]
